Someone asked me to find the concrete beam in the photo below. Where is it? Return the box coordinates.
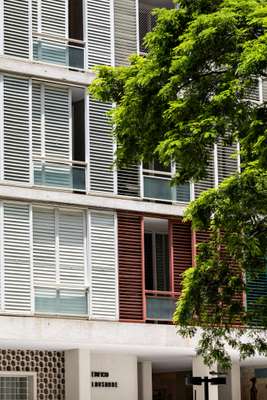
[0,55,94,87]
[0,183,186,217]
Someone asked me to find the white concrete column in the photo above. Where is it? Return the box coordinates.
[65,349,91,400]
[218,360,241,400]
[192,356,219,400]
[138,361,153,400]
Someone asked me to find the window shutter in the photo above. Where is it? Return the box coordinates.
[32,0,38,33]
[247,269,267,324]
[245,79,261,102]
[90,212,117,320]
[33,207,56,284]
[114,0,137,66]
[59,210,85,286]
[118,166,140,197]
[89,99,114,193]
[4,0,29,58]
[171,221,192,293]
[3,76,30,183]
[139,7,150,53]
[194,148,215,198]
[44,85,70,159]
[217,141,238,184]
[118,212,144,321]
[262,79,267,102]
[32,82,42,157]
[87,0,112,68]
[41,0,67,36]
[3,203,31,313]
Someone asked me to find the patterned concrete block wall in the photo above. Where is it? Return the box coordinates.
[0,349,65,400]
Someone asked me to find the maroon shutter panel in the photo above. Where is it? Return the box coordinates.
[171,221,192,294]
[118,212,144,321]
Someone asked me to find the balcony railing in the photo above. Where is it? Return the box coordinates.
[32,32,85,70]
[143,170,190,203]
[33,157,87,192]
[146,291,177,321]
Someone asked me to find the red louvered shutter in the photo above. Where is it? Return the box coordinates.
[118,212,144,321]
[171,221,192,294]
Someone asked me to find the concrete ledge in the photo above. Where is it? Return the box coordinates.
[0,56,94,86]
[0,184,186,217]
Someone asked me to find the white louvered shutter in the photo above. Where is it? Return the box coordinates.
[262,79,267,102]
[90,212,117,319]
[59,210,85,286]
[3,76,30,183]
[33,208,56,284]
[245,79,261,102]
[3,203,31,313]
[89,99,114,193]
[41,0,67,36]
[32,0,38,33]
[194,147,215,198]
[3,0,29,58]
[118,166,140,197]
[114,0,137,66]
[32,82,42,156]
[87,0,112,67]
[217,141,238,184]
[44,86,70,159]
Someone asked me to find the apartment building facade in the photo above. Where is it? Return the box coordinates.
[0,0,266,399]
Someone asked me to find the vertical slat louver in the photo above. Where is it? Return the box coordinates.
[4,0,29,58]
[33,207,56,284]
[114,0,137,66]
[90,212,116,319]
[87,0,112,67]
[194,148,215,198]
[217,141,238,184]
[118,212,144,321]
[247,269,267,325]
[262,79,267,102]
[3,203,31,312]
[245,79,260,102]
[89,99,114,192]
[171,221,192,293]
[44,86,70,159]
[32,82,42,156]
[3,76,30,182]
[41,0,66,36]
[59,210,85,286]
[118,166,140,197]
[32,0,38,33]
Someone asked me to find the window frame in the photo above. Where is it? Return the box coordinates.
[0,372,37,400]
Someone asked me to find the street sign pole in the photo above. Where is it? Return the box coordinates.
[186,375,226,400]
[204,377,209,400]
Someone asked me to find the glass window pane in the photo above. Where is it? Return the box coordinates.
[146,297,176,320]
[35,288,88,315]
[0,376,29,400]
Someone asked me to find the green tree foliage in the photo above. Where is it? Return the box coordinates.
[90,0,267,369]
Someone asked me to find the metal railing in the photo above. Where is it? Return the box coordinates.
[143,169,191,203]
[32,32,85,70]
[33,157,87,192]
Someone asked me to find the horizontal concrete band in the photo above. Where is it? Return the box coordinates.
[0,184,186,216]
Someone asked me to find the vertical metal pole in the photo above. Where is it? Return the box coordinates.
[204,377,209,400]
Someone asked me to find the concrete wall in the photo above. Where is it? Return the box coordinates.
[91,353,138,400]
